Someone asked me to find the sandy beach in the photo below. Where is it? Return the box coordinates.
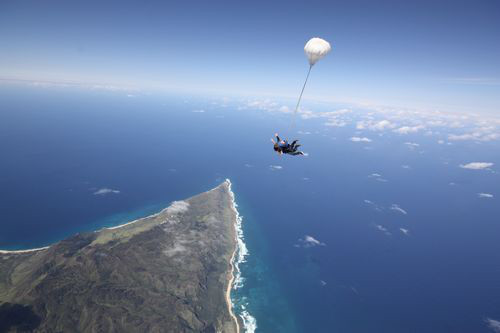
[0,246,49,254]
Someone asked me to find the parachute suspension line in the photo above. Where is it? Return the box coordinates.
[290,64,313,134]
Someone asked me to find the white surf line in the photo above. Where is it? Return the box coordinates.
[105,214,156,230]
[226,239,240,333]
[105,205,173,230]
[0,246,50,254]
[226,179,256,333]
[226,179,241,333]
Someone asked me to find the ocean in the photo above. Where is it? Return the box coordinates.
[1,84,500,332]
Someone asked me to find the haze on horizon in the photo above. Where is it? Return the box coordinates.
[1,0,499,114]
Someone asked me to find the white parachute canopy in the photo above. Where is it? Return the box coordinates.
[304,37,331,66]
[289,37,332,133]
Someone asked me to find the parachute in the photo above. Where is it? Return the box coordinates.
[290,37,331,131]
[304,37,332,66]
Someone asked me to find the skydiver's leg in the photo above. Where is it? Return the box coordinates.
[293,144,301,151]
[291,140,298,149]
[290,151,304,156]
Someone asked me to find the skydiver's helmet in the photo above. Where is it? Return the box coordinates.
[273,143,281,152]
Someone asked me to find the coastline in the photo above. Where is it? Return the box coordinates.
[0,204,168,253]
[226,179,256,333]
[0,180,253,332]
[226,237,240,333]
[226,179,241,333]
[0,246,50,254]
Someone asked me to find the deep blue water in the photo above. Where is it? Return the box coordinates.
[1,84,500,332]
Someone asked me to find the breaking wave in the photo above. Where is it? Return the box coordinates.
[226,179,256,333]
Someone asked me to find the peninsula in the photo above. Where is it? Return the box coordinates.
[0,180,240,333]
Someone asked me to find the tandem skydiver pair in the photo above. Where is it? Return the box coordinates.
[270,38,331,158]
[271,133,304,156]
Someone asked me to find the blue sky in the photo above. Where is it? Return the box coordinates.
[1,0,499,114]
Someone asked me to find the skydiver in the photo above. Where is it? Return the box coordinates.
[271,133,304,156]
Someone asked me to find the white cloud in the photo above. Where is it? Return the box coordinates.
[460,162,494,170]
[478,193,494,198]
[448,132,499,142]
[364,199,383,211]
[393,125,424,134]
[192,109,205,113]
[297,131,311,135]
[399,228,410,235]
[166,200,189,214]
[93,188,120,195]
[296,235,326,248]
[390,204,408,215]
[325,119,347,127]
[350,136,372,142]
[401,165,411,169]
[448,133,477,141]
[279,105,291,113]
[404,142,420,147]
[357,119,395,131]
[486,318,500,333]
[375,224,391,236]
[438,139,445,144]
[368,173,388,182]
[242,99,280,112]
[269,165,283,171]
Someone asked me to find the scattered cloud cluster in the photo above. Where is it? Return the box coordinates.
[460,162,494,170]
[350,136,372,142]
[448,127,499,142]
[486,318,500,333]
[269,165,283,171]
[295,235,326,248]
[93,188,120,195]
[368,173,388,182]
[375,224,391,236]
[399,228,410,235]
[478,193,494,198]
[393,125,425,135]
[390,204,408,215]
[364,199,383,212]
[238,96,500,144]
[357,119,395,131]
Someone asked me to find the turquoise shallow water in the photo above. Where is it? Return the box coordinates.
[1,85,500,332]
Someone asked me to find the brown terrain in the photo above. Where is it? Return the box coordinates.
[0,180,239,333]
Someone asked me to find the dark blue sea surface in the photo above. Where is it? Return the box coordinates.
[1,84,500,332]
